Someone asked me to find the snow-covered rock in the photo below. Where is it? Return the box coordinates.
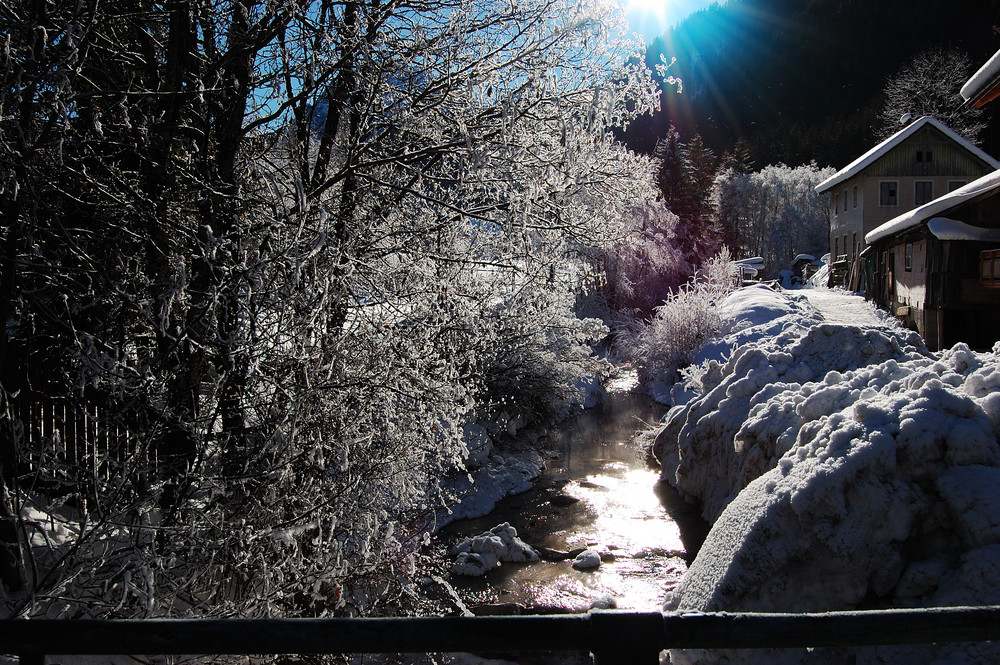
[436,450,544,530]
[449,523,538,577]
[462,424,493,470]
[451,551,502,577]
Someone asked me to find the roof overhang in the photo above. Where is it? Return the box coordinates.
[962,48,1000,108]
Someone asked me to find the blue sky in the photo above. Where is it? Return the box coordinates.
[625,0,726,41]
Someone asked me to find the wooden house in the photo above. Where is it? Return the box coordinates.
[865,171,1000,351]
[815,116,1000,289]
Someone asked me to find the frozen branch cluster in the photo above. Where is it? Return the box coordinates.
[0,0,661,619]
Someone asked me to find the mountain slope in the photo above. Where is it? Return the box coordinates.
[626,0,1000,168]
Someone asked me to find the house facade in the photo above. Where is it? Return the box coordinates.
[815,116,1000,288]
[865,172,1000,351]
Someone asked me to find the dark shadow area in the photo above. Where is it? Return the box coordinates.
[654,480,710,564]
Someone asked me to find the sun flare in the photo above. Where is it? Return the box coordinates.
[624,0,669,34]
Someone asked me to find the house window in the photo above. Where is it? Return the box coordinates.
[843,235,848,259]
[916,150,934,163]
[880,181,898,206]
[904,243,913,272]
[852,185,858,208]
[915,181,933,206]
[843,190,848,212]
[852,233,858,260]
[949,181,966,192]
[834,193,840,214]
[835,237,839,257]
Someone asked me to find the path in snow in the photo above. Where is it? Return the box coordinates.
[797,287,896,329]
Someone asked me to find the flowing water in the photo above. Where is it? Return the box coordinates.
[440,369,709,614]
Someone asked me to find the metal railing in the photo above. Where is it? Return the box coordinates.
[3,606,1000,665]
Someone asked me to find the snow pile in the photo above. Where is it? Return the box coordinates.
[660,321,927,522]
[689,284,822,373]
[449,523,539,577]
[655,287,1000,663]
[666,284,821,407]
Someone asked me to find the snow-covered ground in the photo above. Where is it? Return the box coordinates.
[652,283,1000,664]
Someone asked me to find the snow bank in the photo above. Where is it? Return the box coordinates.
[436,450,544,530]
[449,523,538,577]
[667,284,821,407]
[655,287,1000,663]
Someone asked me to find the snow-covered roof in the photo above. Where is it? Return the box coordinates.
[961,48,1000,107]
[926,217,1000,242]
[815,116,1000,194]
[865,169,1000,244]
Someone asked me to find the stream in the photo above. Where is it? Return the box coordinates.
[439,369,709,614]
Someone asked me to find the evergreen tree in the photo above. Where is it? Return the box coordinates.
[653,126,720,269]
[654,125,685,210]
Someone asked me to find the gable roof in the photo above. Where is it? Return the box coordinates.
[865,169,1000,244]
[962,48,1000,108]
[814,116,1000,194]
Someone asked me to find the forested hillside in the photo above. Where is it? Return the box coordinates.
[627,0,1000,167]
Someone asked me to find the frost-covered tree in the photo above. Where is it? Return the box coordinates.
[877,47,987,144]
[601,201,695,320]
[0,0,658,619]
[713,163,834,275]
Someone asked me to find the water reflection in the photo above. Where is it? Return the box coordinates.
[441,381,708,613]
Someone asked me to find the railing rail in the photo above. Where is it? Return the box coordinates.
[3,606,1000,665]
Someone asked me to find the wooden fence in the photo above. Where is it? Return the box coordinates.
[6,392,139,488]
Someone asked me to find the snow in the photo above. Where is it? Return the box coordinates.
[686,284,821,369]
[927,216,1000,242]
[449,523,539,577]
[962,48,1000,103]
[816,116,1000,195]
[807,261,829,289]
[865,169,1000,244]
[798,287,896,329]
[653,284,1000,664]
[436,450,545,530]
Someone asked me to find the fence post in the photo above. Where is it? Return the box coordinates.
[589,611,664,665]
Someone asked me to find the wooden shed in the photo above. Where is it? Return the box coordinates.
[866,171,1000,350]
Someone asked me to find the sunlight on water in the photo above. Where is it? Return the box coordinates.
[603,365,640,394]
[565,466,686,558]
[442,389,700,613]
